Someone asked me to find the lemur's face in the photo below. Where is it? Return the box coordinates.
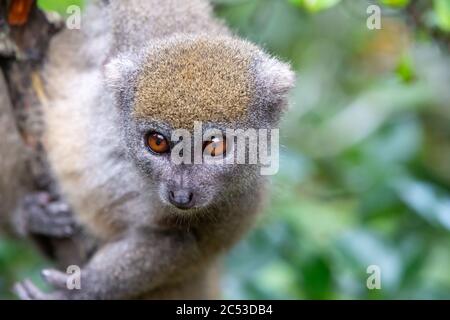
[128,120,258,211]
[105,35,294,211]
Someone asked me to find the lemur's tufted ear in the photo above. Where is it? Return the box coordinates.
[255,55,296,112]
[103,52,139,90]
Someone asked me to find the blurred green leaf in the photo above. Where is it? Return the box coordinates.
[301,256,333,299]
[38,0,84,15]
[289,0,342,13]
[379,0,410,8]
[393,178,450,230]
[396,54,416,83]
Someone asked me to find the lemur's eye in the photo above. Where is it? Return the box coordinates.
[203,136,226,157]
[146,132,170,154]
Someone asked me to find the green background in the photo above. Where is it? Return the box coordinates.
[1,0,449,299]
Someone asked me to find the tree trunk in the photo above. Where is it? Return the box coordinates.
[0,0,91,268]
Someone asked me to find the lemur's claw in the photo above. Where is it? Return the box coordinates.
[13,279,49,300]
[42,269,69,289]
[14,267,84,300]
[14,276,73,300]
[13,281,32,300]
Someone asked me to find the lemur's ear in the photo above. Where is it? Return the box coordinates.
[256,56,296,112]
[103,52,139,90]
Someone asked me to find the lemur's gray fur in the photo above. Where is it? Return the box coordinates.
[0,71,32,230]
[13,0,294,299]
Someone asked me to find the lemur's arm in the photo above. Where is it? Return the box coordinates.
[14,228,199,300]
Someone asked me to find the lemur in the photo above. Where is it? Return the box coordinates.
[13,0,295,299]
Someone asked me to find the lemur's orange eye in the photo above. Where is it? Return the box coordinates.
[203,137,226,157]
[147,132,170,154]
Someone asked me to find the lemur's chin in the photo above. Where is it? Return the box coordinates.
[166,200,212,214]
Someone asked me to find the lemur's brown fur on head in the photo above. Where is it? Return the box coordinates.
[134,37,257,129]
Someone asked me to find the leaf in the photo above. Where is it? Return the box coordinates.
[337,230,403,293]
[434,0,450,32]
[379,0,410,8]
[396,54,416,83]
[301,255,333,299]
[393,178,450,231]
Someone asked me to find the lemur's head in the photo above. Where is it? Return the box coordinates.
[105,35,294,212]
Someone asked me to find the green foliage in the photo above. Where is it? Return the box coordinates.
[1,0,449,300]
[289,0,342,13]
[379,0,410,8]
[396,54,415,83]
[38,0,84,15]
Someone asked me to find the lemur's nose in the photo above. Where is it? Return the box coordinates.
[168,189,194,209]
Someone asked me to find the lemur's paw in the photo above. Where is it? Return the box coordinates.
[14,269,76,300]
[13,279,62,300]
[41,269,71,290]
[16,192,77,237]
